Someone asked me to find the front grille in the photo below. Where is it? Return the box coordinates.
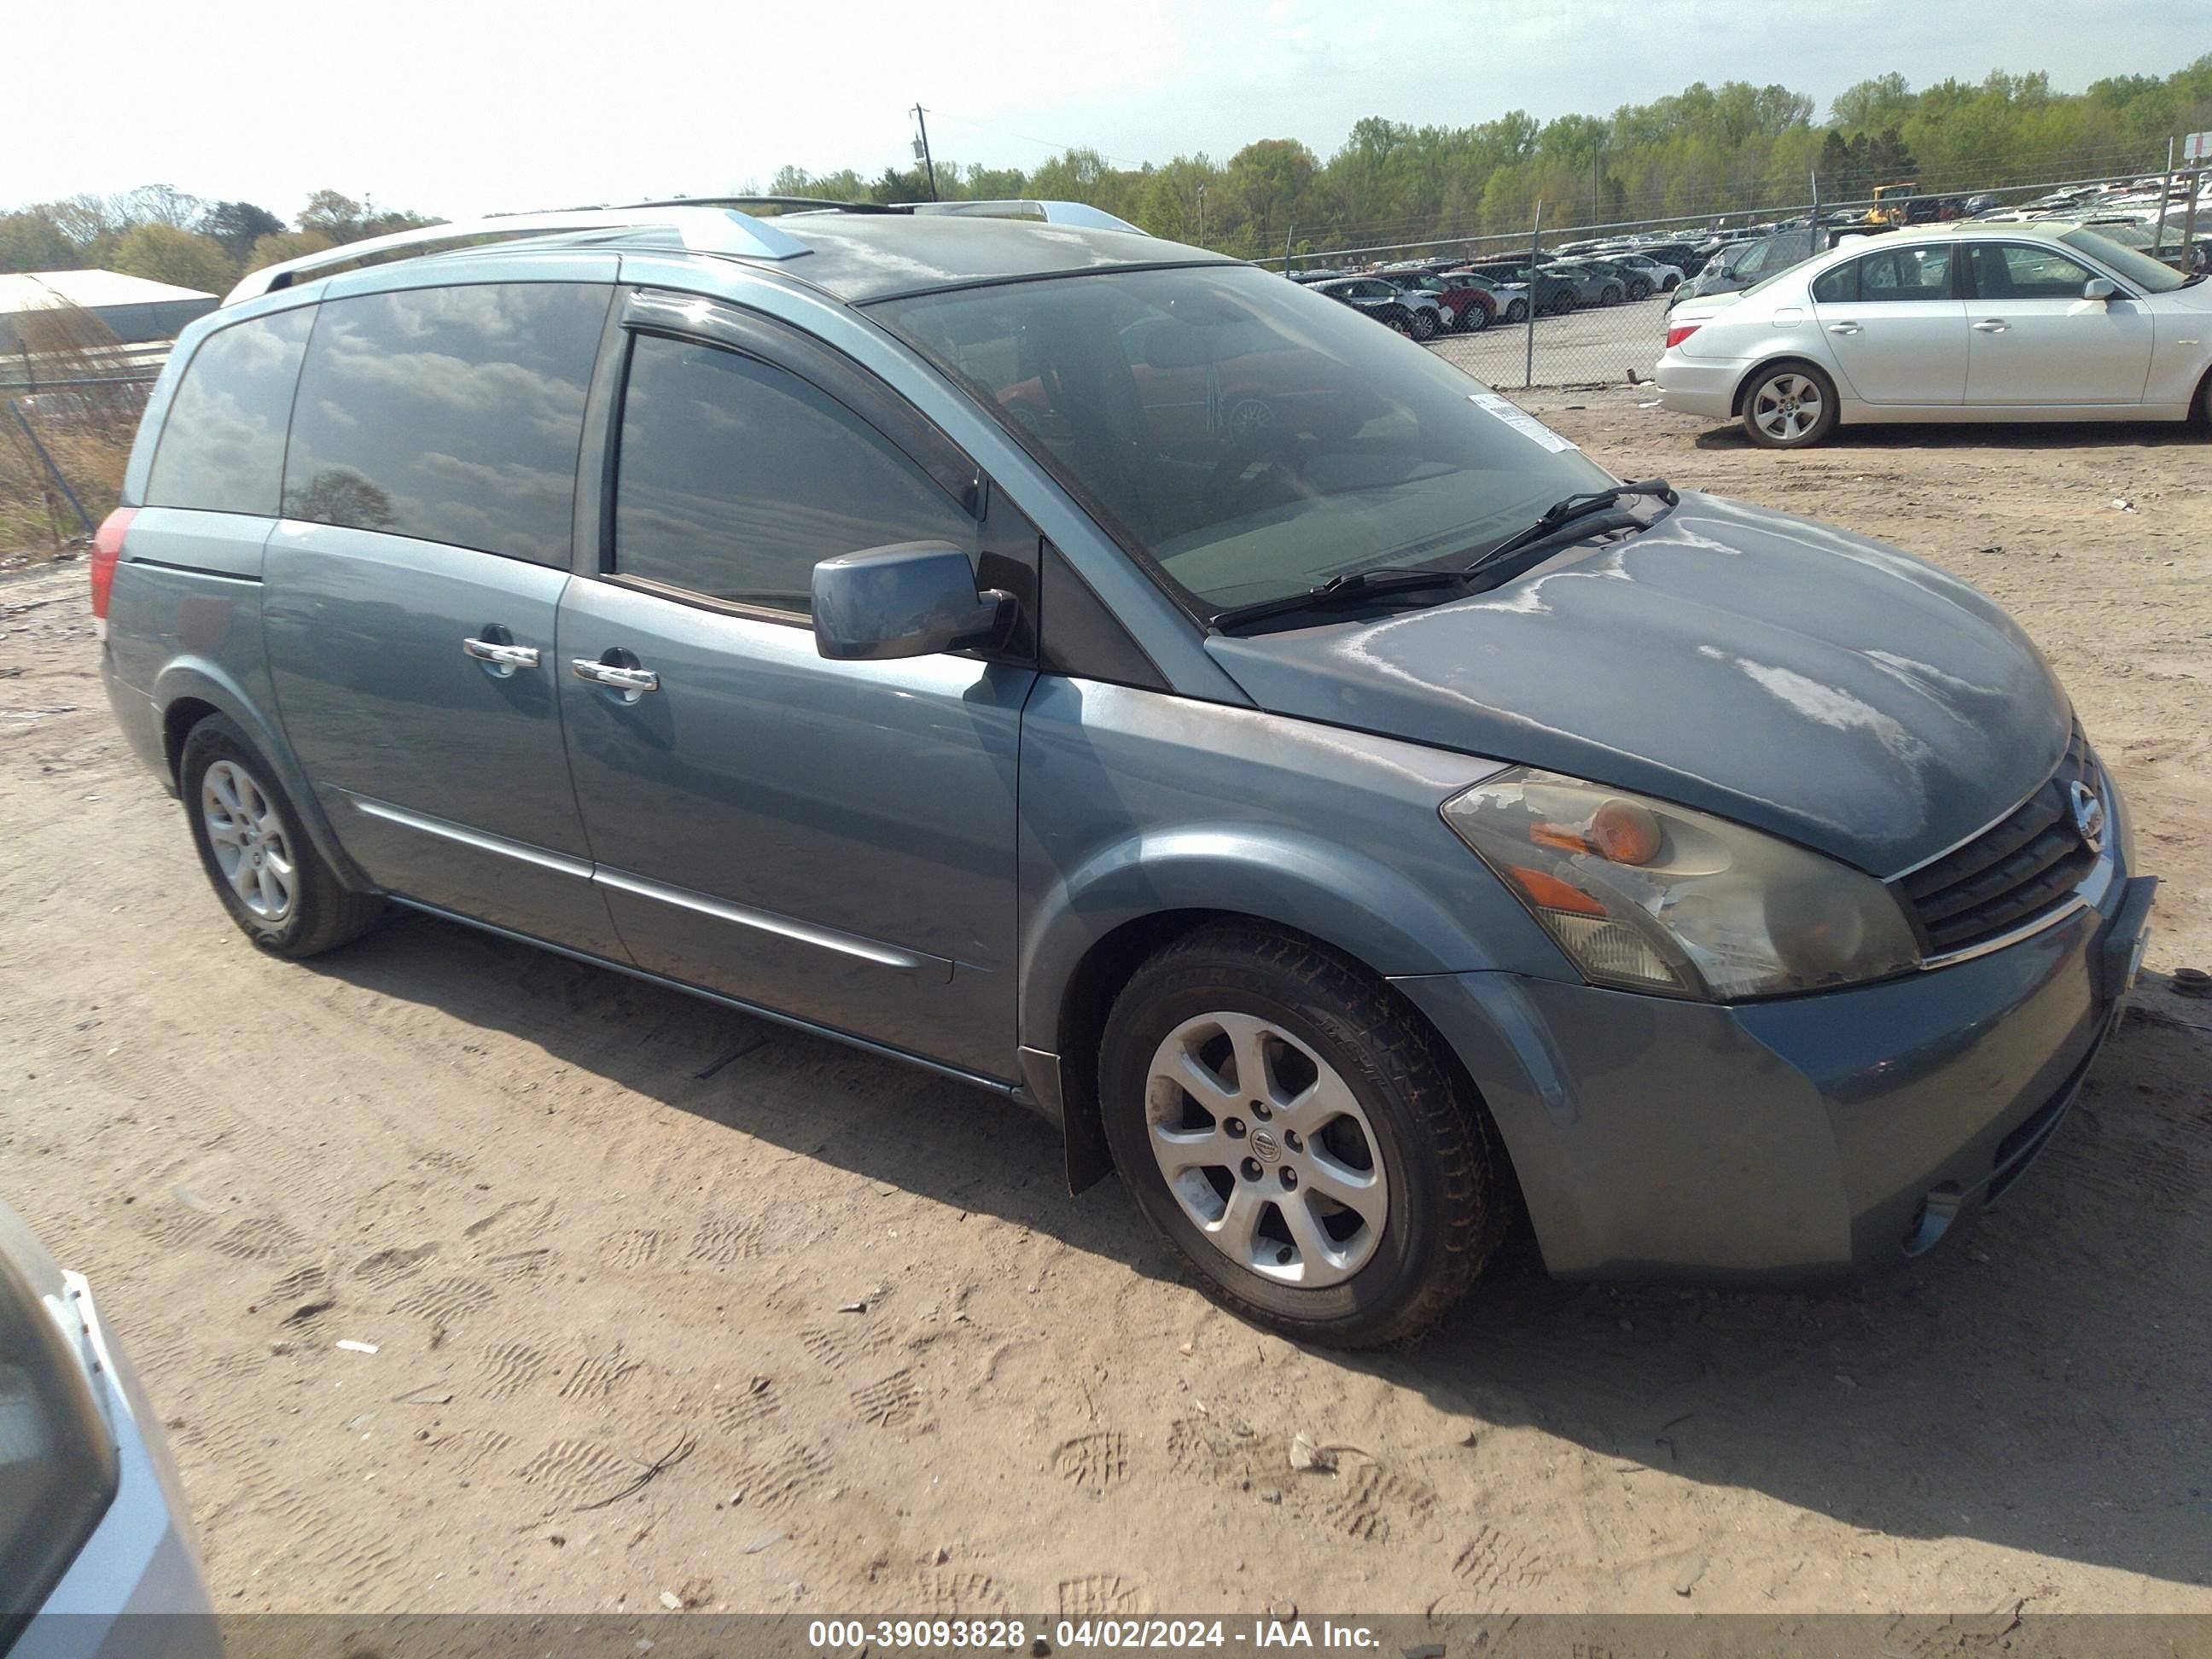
[1895,719,2101,958]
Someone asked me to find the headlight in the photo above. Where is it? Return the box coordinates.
[0,1243,119,1623]
[1441,767,1921,1000]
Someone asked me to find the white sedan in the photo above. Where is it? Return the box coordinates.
[1656,221,2212,448]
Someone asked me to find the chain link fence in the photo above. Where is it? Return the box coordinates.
[1,360,160,558]
[1264,163,2207,389]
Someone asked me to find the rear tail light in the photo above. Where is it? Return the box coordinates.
[1663,322,1702,350]
[90,507,136,633]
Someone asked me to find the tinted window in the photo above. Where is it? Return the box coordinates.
[1972,243,2094,300]
[145,308,313,515]
[282,282,608,566]
[613,334,973,614]
[1857,244,1953,301]
[2058,227,2188,294]
[1810,260,1860,305]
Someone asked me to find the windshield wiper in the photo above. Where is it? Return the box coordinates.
[1467,479,1678,574]
[1209,565,1471,632]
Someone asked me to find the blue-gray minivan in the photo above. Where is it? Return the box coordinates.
[94,201,2156,1347]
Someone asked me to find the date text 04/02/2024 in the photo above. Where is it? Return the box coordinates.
[805,1618,1384,1650]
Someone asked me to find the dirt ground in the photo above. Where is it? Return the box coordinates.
[2,397,2208,1621]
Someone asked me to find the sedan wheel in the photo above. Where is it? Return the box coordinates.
[1407,307,1439,341]
[1743,365,1839,449]
[1505,299,1528,323]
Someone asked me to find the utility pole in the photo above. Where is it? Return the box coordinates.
[911,104,939,201]
[1197,184,1207,247]
[1810,167,1820,248]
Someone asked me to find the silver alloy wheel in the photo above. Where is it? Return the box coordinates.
[201,759,296,923]
[1749,371,1825,443]
[1144,1012,1389,1288]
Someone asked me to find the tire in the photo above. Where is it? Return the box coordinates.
[180,713,382,958]
[1407,306,1439,342]
[1377,306,1413,337]
[1456,300,1489,333]
[1628,278,1651,301]
[1740,361,1840,450]
[1099,923,1512,1347]
[1599,285,1622,307]
[1505,298,1528,323]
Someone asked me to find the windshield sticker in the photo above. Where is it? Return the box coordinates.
[1470,393,1580,453]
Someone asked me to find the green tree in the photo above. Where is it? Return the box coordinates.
[201,201,284,263]
[246,230,337,273]
[111,223,236,294]
[299,190,366,242]
[0,211,77,273]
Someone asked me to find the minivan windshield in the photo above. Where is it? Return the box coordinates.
[873,265,1612,617]
[2058,227,2193,294]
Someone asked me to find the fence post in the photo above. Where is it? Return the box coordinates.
[2180,163,2201,273]
[6,401,96,538]
[1522,201,1543,392]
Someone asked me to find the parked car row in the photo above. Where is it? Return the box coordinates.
[1294,245,1698,341]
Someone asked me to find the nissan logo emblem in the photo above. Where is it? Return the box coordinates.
[1249,1130,1281,1163]
[2069,781,2106,854]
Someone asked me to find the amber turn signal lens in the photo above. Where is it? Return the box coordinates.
[1589,800,1663,865]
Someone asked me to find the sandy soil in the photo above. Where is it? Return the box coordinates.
[1,399,2207,1620]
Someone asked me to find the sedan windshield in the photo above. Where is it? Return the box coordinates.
[2059,228,2192,294]
[873,265,1610,616]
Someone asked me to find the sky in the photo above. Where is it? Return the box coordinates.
[4,0,2203,220]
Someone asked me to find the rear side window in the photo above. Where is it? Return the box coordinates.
[282,282,608,566]
[1856,244,1953,301]
[145,308,313,515]
[1810,260,1860,305]
[612,334,974,615]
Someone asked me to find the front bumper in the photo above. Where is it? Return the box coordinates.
[1654,352,1738,420]
[1395,860,2156,1284]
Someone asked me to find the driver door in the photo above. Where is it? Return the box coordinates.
[556,294,1039,1079]
[1961,242,2155,406]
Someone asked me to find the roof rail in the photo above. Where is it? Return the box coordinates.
[906,200,1149,236]
[222,206,815,306]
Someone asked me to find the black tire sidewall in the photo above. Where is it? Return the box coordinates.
[180,717,325,954]
[1101,955,1460,1339]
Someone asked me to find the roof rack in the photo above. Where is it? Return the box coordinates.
[620,195,909,216]
[221,205,816,306]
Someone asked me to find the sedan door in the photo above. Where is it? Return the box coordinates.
[1807,242,1969,405]
[556,294,1039,1080]
[1961,242,2156,406]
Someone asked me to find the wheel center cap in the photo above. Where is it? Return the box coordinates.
[1249,1129,1281,1164]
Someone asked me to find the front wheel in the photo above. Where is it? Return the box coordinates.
[1741,362,1840,449]
[1628,279,1651,301]
[1407,307,1439,341]
[1505,298,1528,323]
[1457,300,1489,333]
[181,714,382,957]
[1100,924,1513,1347]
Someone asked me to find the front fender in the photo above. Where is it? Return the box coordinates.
[1011,678,1577,1059]
[150,656,375,894]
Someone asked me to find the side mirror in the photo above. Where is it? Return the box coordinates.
[811,541,1009,661]
[2083,276,2119,302]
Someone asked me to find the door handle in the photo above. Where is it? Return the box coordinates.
[462,637,541,669]
[571,657,661,698]
[1972,320,2010,332]
[1825,322,1861,335]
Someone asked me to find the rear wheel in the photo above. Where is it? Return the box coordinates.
[1741,362,1839,449]
[1378,306,1414,337]
[1457,300,1489,333]
[1627,278,1652,301]
[1100,924,1512,1347]
[1505,298,1528,323]
[181,714,382,957]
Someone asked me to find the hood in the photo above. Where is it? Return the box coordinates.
[1205,492,2069,877]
